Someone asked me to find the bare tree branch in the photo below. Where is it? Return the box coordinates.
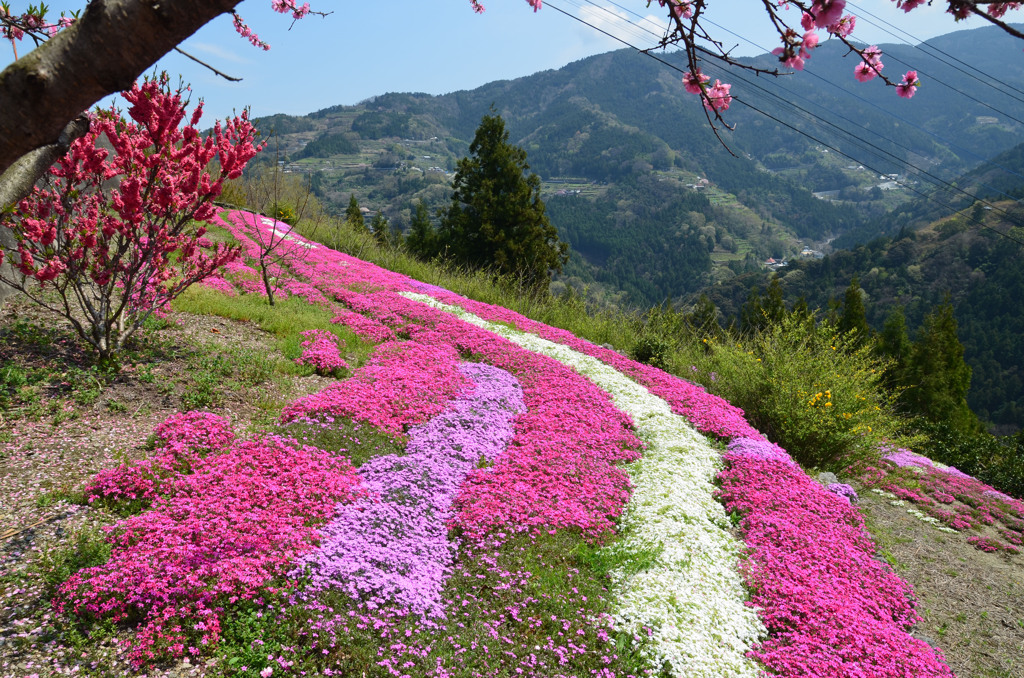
[173,46,243,82]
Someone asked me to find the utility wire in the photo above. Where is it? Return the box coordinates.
[566,0,1024,210]
[847,1,1024,102]
[542,0,1024,247]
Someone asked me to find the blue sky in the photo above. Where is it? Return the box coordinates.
[1,0,995,124]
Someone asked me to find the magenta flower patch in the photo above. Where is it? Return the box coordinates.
[296,362,525,617]
[282,340,469,435]
[59,433,363,665]
[718,448,954,677]
[294,328,349,375]
[85,411,235,504]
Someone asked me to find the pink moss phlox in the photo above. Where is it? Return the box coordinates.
[197,274,237,296]
[718,454,954,677]
[58,435,363,665]
[409,284,763,441]
[85,412,235,503]
[294,328,349,375]
[282,341,468,435]
[330,309,394,343]
[726,436,795,465]
[367,293,643,538]
[966,535,1002,553]
[296,362,525,617]
[827,482,859,503]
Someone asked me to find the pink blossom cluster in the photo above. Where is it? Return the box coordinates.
[282,340,469,435]
[84,411,235,504]
[4,75,260,353]
[718,439,955,677]
[294,328,349,375]
[331,309,395,343]
[0,4,73,42]
[58,433,363,665]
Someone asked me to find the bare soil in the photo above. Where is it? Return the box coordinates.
[0,295,329,677]
[856,483,1024,678]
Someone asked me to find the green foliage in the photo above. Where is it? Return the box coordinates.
[272,202,298,226]
[740,277,787,334]
[437,112,568,292]
[630,334,673,370]
[703,313,901,469]
[917,421,1024,499]
[345,193,366,232]
[292,131,359,159]
[405,200,439,260]
[350,110,412,139]
[838,276,870,344]
[904,298,979,433]
[369,210,392,247]
[876,306,913,391]
[32,526,112,600]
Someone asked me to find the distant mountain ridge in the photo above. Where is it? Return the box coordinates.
[250,24,1024,309]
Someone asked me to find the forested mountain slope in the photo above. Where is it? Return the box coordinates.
[251,24,1024,309]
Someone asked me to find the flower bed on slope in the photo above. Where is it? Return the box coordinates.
[57,421,364,665]
[190,211,659,675]
[856,447,1024,555]
[402,293,764,677]
[295,361,525,618]
[187,209,956,677]
[719,439,953,677]
[396,293,955,677]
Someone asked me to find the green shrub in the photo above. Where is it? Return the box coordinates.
[630,334,673,370]
[700,315,903,470]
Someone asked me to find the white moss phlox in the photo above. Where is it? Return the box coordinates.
[402,292,766,678]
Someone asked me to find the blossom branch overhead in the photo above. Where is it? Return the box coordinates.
[468,0,1022,129]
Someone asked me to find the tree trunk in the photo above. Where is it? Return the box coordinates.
[0,0,242,176]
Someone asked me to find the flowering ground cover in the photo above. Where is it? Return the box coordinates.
[405,294,956,678]
[295,362,525,618]
[18,208,1001,676]
[855,447,1024,555]
[56,425,364,665]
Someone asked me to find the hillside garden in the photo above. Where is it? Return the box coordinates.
[0,197,1022,676]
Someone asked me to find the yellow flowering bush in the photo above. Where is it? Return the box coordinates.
[696,315,903,470]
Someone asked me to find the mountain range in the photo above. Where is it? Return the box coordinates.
[245,23,1024,431]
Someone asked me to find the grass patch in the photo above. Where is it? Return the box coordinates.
[31,525,112,600]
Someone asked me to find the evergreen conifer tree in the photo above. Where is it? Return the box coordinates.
[345,194,365,232]
[838,276,871,344]
[905,297,979,433]
[406,201,439,260]
[688,293,721,338]
[437,112,567,292]
[740,277,786,334]
[370,210,390,245]
[877,306,912,391]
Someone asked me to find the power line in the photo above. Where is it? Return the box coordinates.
[846,1,1024,103]
[586,0,1024,190]
[562,0,1024,208]
[541,0,1024,247]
